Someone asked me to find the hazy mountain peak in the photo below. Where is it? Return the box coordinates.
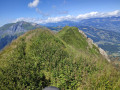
[0,21,45,50]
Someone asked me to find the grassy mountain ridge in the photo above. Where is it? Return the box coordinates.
[48,26,120,57]
[0,27,120,89]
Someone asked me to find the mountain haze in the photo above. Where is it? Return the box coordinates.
[43,16,120,32]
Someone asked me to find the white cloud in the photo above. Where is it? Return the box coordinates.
[76,12,99,19]
[76,10,120,20]
[14,17,43,23]
[28,0,39,8]
[14,10,120,24]
[104,10,120,16]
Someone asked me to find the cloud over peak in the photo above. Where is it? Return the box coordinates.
[15,10,120,24]
[76,10,120,19]
[28,0,39,8]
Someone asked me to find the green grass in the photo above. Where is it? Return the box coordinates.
[0,27,120,89]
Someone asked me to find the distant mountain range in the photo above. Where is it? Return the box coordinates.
[43,16,120,32]
[0,21,45,50]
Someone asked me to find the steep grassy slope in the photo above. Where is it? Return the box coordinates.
[0,27,120,89]
[48,26,120,57]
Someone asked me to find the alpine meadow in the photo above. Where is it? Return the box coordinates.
[0,27,120,89]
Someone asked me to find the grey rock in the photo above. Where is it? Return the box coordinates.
[43,86,59,90]
[87,38,93,48]
[78,29,87,38]
[99,48,110,62]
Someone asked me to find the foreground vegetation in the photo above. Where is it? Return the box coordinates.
[0,26,120,89]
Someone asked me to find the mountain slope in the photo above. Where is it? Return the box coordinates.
[0,27,120,89]
[0,21,45,50]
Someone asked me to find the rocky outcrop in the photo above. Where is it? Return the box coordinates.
[99,48,110,62]
[78,29,110,62]
[79,30,87,38]
[87,38,93,48]
[8,21,25,33]
[79,29,95,48]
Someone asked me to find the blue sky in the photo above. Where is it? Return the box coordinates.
[0,0,120,26]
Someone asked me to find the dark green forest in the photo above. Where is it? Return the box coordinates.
[0,26,120,89]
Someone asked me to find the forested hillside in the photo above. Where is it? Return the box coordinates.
[0,26,120,89]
